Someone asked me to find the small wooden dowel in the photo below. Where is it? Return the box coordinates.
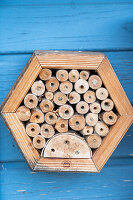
[85,113,98,126]
[30,108,44,123]
[96,87,108,100]
[56,69,68,82]
[59,104,74,119]
[86,134,102,149]
[44,91,53,100]
[24,93,38,109]
[33,135,45,149]
[101,98,114,111]
[76,101,89,114]
[40,99,54,113]
[16,106,31,121]
[41,124,55,138]
[101,111,118,125]
[46,77,59,92]
[31,80,45,96]
[79,70,90,80]
[39,69,52,81]
[45,112,58,125]
[26,122,40,137]
[59,81,73,94]
[74,79,89,94]
[69,114,85,131]
[83,90,96,103]
[55,118,68,133]
[68,91,80,104]
[88,75,102,90]
[94,121,109,137]
[81,126,93,136]
[90,102,101,114]
[53,92,67,106]
[68,70,79,82]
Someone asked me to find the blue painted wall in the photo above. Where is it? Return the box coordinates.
[0,0,133,199]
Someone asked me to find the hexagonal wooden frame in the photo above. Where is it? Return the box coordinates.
[0,51,133,172]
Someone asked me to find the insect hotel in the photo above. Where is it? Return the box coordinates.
[0,51,132,172]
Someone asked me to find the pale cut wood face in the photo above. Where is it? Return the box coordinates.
[0,51,132,172]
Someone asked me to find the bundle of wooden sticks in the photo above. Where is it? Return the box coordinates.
[16,68,118,155]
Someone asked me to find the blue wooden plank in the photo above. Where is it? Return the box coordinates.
[0,1,133,53]
[0,158,133,200]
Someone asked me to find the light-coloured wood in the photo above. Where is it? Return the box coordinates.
[95,121,109,137]
[68,91,80,104]
[39,69,52,81]
[53,92,67,106]
[42,133,92,158]
[96,87,108,100]
[68,69,79,83]
[101,111,118,125]
[41,124,55,138]
[44,91,53,101]
[40,99,54,113]
[45,112,58,125]
[56,69,68,82]
[59,81,73,94]
[24,93,38,109]
[93,116,133,171]
[46,77,59,92]
[74,79,89,94]
[101,98,114,111]
[59,105,74,119]
[86,134,102,149]
[33,135,45,149]
[55,118,68,133]
[86,113,98,126]
[31,80,45,96]
[97,56,133,115]
[90,102,101,114]
[83,90,96,103]
[26,123,41,137]
[76,101,89,114]
[89,75,102,90]
[81,126,94,136]
[69,114,85,131]
[79,70,90,80]
[30,108,44,124]
[16,106,31,121]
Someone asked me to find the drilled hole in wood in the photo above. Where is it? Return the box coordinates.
[31,128,35,132]
[64,140,69,145]
[109,116,113,120]
[65,110,69,115]
[80,85,84,89]
[45,104,49,109]
[105,102,110,107]
[36,115,40,119]
[37,139,41,144]
[51,148,55,152]
[58,97,62,101]
[81,106,84,109]
[45,128,49,133]
[37,86,41,91]
[29,99,33,103]
[50,82,54,87]
[49,115,54,120]
[61,124,65,128]
[75,121,80,126]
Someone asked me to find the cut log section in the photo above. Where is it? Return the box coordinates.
[68,70,79,82]
[24,93,38,109]
[86,134,102,149]
[31,80,45,96]
[33,135,45,149]
[30,108,44,123]
[53,92,67,106]
[69,115,85,131]
[41,124,55,138]
[75,79,89,94]
[39,69,52,81]
[83,90,96,103]
[96,87,108,100]
[55,118,68,133]
[59,81,73,94]
[56,70,68,82]
[16,106,31,121]
[26,123,40,137]
[45,112,58,125]
[40,99,54,113]
[88,75,102,90]
[90,102,101,114]
[44,92,53,100]
[81,126,93,136]
[79,70,90,80]
[46,77,59,92]
[95,121,109,137]
[76,101,89,114]
[101,98,114,111]
[42,133,92,158]
[101,111,118,125]
[85,113,98,126]
[59,105,74,119]
[68,91,80,104]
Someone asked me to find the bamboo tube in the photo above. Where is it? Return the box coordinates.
[76,101,89,114]
[68,91,80,104]
[68,70,79,83]
[95,121,109,137]
[16,106,31,121]
[55,118,68,133]
[59,81,73,94]
[88,75,102,90]
[59,105,74,119]
[41,124,55,138]
[69,114,85,131]
[39,69,52,81]
[45,91,53,101]
[40,99,54,113]
[81,126,93,136]
[56,70,68,82]
[74,79,89,94]
[33,135,45,149]
[85,113,98,126]
[45,112,58,125]
[101,111,118,125]
[101,98,114,111]
[83,90,96,103]
[46,77,59,92]
[86,134,102,149]
[26,123,40,137]
[96,87,108,100]
[30,108,44,123]
[31,80,45,96]
[53,92,67,106]
[79,70,90,80]
[24,93,38,109]
[90,102,101,114]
